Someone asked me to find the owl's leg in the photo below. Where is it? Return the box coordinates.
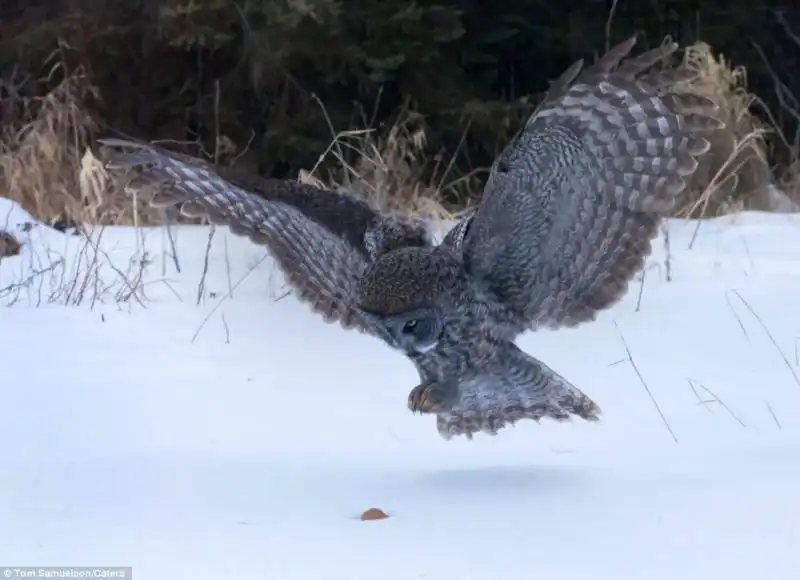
[408,381,459,414]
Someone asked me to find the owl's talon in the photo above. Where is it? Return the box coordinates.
[408,384,436,414]
[408,381,456,414]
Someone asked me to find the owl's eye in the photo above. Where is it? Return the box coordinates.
[402,319,418,334]
[380,308,442,353]
[398,310,440,350]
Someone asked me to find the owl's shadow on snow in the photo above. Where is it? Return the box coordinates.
[396,465,589,498]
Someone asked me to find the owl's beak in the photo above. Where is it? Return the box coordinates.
[362,313,400,349]
[376,325,399,349]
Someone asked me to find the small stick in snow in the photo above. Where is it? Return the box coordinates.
[196,225,216,305]
[614,321,678,443]
[765,401,782,430]
[733,290,800,389]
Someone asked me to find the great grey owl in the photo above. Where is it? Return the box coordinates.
[100,35,723,440]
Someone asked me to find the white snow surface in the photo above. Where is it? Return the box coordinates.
[2,197,800,579]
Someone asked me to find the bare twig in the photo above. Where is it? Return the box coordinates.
[725,291,751,341]
[224,235,233,298]
[688,379,715,414]
[222,313,231,344]
[1,223,158,310]
[635,268,646,312]
[0,261,63,301]
[692,379,747,428]
[733,290,800,388]
[191,251,271,343]
[164,217,182,274]
[662,222,672,282]
[196,225,216,305]
[765,400,782,430]
[614,321,678,443]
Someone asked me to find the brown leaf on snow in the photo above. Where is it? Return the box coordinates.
[360,507,389,521]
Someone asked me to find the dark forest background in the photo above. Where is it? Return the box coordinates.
[1,0,799,219]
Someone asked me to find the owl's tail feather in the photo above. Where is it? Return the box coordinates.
[435,355,600,440]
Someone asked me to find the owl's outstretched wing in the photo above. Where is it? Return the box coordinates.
[99,139,433,334]
[461,36,724,331]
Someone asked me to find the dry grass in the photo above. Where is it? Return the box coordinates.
[2,37,797,315]
[90,99,462,226]
[0,215,173,309]
[296,103,467,221]
[303,38,787,222]
[1,38,796,232]
[663,41,779,218]
[0,66,164,228]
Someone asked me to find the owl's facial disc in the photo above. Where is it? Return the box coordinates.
[380,307,442,354]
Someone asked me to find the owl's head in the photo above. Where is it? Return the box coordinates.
[356,246,465,355]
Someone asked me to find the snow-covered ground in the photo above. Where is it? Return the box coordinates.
[1,197,799,580]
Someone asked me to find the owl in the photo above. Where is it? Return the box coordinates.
[100,35,723,440]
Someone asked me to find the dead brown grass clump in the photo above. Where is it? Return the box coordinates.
[12,39,790,230]
[298,104,471,221]
[97,103,464,227]
[303,41,796,221]
[301,40,783,222]
[0,67,165,228]
[0,230,21,259]
[663,41,774,218]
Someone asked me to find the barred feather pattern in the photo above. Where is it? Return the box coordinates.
[99,35,726,441]
[417,36,724,438]
[410,339,603,440]
[99,139,433,335]
[461,38,724,332]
